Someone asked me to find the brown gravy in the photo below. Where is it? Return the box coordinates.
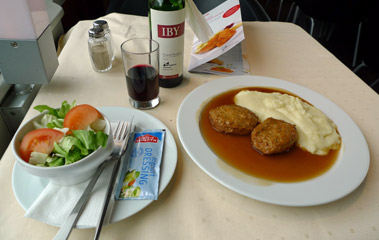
[199,87,340,182]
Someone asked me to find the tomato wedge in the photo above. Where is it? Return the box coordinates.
[63,104,103,131]
[19,128,64,162]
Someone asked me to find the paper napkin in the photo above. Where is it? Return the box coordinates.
[25,160,117,228]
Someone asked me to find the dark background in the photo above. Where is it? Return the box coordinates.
[60,0,110,32]
[258,0,378,94]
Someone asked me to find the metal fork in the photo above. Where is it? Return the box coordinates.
[94,119,134,239]
[54,121,133,240]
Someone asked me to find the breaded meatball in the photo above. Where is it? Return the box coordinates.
[251,118,297,155]
[209,104,258,135]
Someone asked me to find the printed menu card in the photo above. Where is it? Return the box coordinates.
[188,0,250,75]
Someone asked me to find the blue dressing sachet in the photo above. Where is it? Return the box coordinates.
[115,129,165,200]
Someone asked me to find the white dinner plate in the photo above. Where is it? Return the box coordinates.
[12,106,177,227]
[177,76,370,206]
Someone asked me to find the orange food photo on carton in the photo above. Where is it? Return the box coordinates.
[195,22,242,54]
[210,66,234,73]
[216,28,236,47]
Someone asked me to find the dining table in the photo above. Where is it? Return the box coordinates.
[0,13,378,240]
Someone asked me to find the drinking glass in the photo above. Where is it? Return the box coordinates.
[121,38,160,109]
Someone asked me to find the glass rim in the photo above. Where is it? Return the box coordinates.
[120,38,159,55]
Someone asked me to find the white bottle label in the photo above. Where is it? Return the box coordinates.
[150,8,185,79]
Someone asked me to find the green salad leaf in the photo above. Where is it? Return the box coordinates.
[73,130,98,151]
[30,100,108,167]
[57,100,76,118]
[48,130,108,166]
[95,131,108,148]
[34,100,76,124]
[47,157,65,167]
[65,148,84,165]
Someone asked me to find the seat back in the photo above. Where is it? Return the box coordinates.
[294,0,369,23]
[358,1,379,70]
[107,0,149,16]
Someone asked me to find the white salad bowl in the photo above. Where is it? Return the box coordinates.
[12,110,114,185]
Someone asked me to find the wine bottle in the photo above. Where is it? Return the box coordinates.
[149,0,185,88]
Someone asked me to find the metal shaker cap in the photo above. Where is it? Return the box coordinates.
[93,20,109,30]
[88,28,105,38]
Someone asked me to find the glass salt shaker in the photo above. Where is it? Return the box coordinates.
[93,20,115,61]
[88,28,112,72]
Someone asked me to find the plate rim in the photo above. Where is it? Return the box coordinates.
[12,106,178,228]
[177,75,370,206]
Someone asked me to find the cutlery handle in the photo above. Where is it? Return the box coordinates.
[94,158,121,240]
[53,161,108,240]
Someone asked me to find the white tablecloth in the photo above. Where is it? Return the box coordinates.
[1,13,378,240]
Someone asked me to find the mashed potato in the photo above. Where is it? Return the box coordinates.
[234,90,341,155]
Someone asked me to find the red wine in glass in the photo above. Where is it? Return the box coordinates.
[126,64,159,101]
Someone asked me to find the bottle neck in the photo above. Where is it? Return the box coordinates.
[148,0,185,10]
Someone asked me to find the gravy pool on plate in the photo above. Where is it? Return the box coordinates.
[199,87,341,182]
